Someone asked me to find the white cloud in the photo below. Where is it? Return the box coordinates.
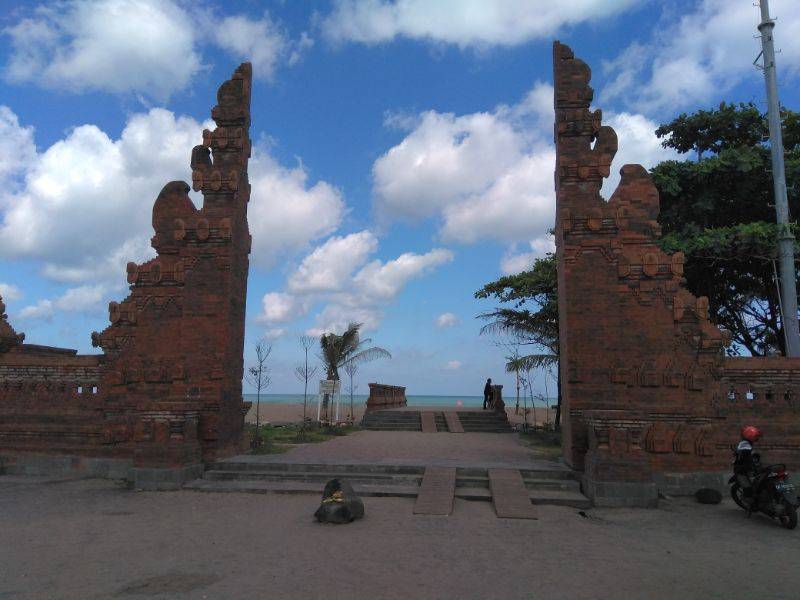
[374,81,678,272]
[321,0,639,48]
[18,284,107,321]
[249,150,346,269]
[600,0,800,114]
[373,82,558,257]
[264,327,288,340]
[444,360,462,370]
[0,283,22,303]
[353,248,453,303]
[0,106,36,186]
[262,230,453,334]
[436,312,460,328]
[306,304,383,337]
[288,231,377,294]
[3,0,202,100]
[0,106,346,293]
[0,108,210,286]
[304,245,453,333]
[499,237,554,275]
[2,1,311,98]
[602,112,681,197]
[258,292,309,324]
[439,150,555,244]
[212,13,312,80]
[374,109,528,222]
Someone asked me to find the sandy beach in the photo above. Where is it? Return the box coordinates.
[245,401,557,427]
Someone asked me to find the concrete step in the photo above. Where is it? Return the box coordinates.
[212,462,425,475]
[454,475,580,493]
[203,469,576,492]
[184,479,420,498]
[183,479,591,508]
[205,469,422,486]
[209,461,575,480]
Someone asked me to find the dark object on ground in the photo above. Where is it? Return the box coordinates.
[695,488,722,504]
[314,479,365,524]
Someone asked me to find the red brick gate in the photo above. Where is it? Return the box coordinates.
[0,63,254,489]
[553,42,800,506]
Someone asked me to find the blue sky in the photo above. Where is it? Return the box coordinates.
[0,0,798,396]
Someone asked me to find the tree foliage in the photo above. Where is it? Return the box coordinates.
[653,102,800,355]
[319,322,391,381]
[475,254,560,426]
[474,253,559,361]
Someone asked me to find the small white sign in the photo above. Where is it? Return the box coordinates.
[319,380,340,395]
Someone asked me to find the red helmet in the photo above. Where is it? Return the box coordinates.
[741,426,761,443]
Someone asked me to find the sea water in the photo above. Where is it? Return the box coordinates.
[243,394,556,408]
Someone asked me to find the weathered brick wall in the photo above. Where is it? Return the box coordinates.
[0,63,253,476]
[0,348,116,456]
[553,41,800,489]
[91,62,253,469]
[366,383,407,411]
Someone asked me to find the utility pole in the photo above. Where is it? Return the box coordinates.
[758,0,800,356]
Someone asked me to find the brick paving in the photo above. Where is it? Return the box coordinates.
[222,431,567,471]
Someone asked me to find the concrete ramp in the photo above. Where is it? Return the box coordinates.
[413,467,456,515]
[443,412,464,433]
[420,412,437,433]
[488,468,537,519]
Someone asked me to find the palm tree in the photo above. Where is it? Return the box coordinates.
[319,323,391,420]
[506,350,558,429]
[319,322,391,381]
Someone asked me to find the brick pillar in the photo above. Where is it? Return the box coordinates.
[92,63,253,489]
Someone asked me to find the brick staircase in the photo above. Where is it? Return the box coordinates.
[360,410,421,431]
[184,460,590,509]
[361,409,512,433]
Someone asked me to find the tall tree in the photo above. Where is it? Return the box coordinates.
[475,254,561,427]
[319,322,391,381]
[319,323,390,421]
[653,102,800,355]
[295,335,318,427]
[343,361,359,423]
[244,340,271,448]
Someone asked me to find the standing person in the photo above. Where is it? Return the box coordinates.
[483,378,492,410]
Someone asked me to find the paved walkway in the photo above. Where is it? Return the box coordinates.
[2,476,799,599]
[222,430,567,471]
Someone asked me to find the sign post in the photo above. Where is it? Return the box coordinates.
[317,379,341,423]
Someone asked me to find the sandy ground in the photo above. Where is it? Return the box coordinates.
[246,402,556,427]
[1,476,799,600]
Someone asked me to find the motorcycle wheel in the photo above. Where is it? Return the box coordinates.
[730,483,748,510]
[778,502,797,530]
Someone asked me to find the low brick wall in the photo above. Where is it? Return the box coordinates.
[366,383,406,411]
[0,347,111,456]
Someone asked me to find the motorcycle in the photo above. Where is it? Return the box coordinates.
[729,448,799,530]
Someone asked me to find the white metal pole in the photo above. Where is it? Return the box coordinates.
[758,0,800,356]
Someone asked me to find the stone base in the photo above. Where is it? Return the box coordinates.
[654,471,727,497]
[0,452,133,480]
[582,475,659,508]
[132,464,204,491]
